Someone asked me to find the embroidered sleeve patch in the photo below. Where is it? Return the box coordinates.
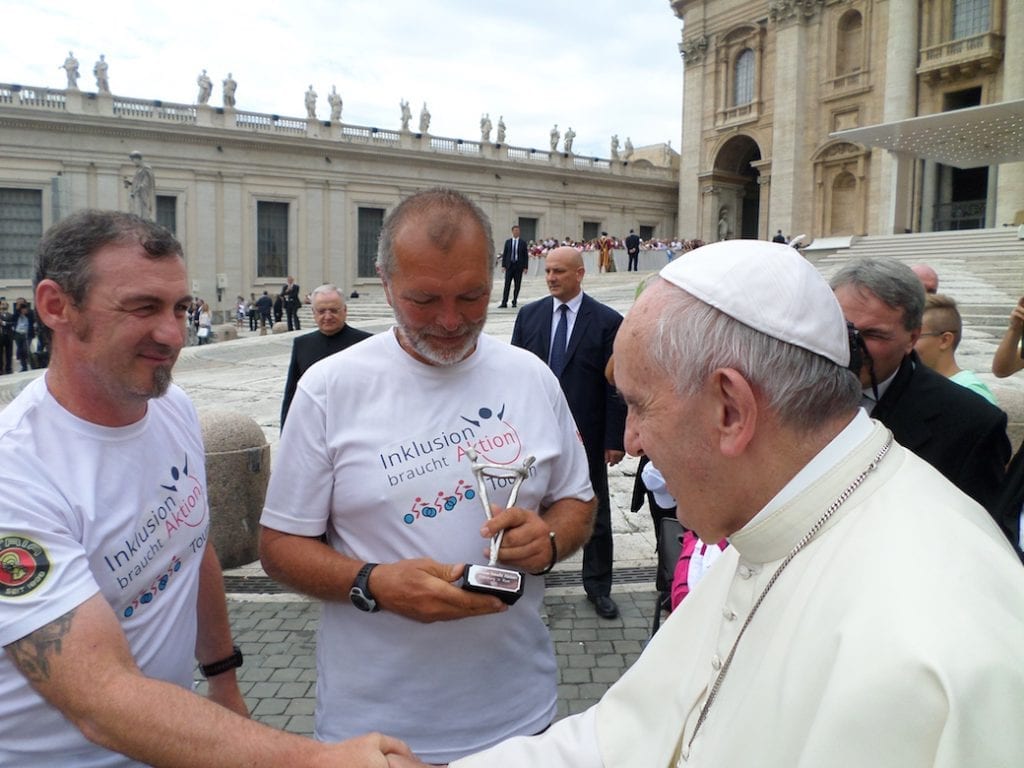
[0,536,51,598]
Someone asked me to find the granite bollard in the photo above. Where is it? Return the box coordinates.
[198,409,270,568]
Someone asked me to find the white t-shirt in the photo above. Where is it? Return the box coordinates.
[0,378,209,767]
[262,330,593,764]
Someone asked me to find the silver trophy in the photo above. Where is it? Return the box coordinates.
[461,447,535,605]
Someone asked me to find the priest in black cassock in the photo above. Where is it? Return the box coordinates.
[280,284,371,428]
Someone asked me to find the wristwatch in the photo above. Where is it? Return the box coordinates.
[349,562,380,613]
[199,645,243,678]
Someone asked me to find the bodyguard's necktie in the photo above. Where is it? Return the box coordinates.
[549,304,569,377]
[512,239,518,263]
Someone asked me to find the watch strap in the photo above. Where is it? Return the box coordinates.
[199,645,243,678]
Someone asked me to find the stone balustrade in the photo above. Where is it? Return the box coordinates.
[0,80,673,179]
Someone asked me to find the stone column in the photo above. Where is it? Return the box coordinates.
[878,1,919,233]
[678,32,708,239]
[769,9,814,239]
[996,1,1024,226]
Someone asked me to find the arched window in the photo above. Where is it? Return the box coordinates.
[734,49,754,106]
[836,10,863,75]
[952,0,990,40]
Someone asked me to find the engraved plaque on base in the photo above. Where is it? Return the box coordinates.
[461,563,524,605]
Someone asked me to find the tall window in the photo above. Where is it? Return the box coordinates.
[836,11,863,75]
[0,188,42,280]
[582,221,601,241]
[952,0,989,39]
[358,207,384,278]
[734,49,755,106]
[639,225,655,241]
[156,195,176,234]
[257,201,289,277]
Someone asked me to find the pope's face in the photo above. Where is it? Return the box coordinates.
[613,285,729,541]
[383,216,491,366]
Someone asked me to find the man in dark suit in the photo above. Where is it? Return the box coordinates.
[280,284,371,427]
[512,246,627,618]
[831,257,1009,514]
[499,224,528,308]
[281,275,302,331]
[624,229,641,272]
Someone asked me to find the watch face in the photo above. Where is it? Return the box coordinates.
[350,586,377,612]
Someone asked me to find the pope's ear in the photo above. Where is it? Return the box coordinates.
[34,279,73,329]
[711,368,758,458]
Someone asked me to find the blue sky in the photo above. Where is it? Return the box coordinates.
[4,0,684,159]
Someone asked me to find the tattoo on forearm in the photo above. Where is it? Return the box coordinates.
[8,608,77,683]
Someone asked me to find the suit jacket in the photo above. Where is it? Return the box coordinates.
[871,351,1010,513]
[511,293,626,472]
[501,237,529,272]
[281,282,301,307]
[280,324,372,426]
[625,233,641,255]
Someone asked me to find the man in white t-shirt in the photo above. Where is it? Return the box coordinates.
[260,188,596,764]
[0,210,409,767]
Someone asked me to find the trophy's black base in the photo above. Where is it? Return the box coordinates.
[461,564,524,605]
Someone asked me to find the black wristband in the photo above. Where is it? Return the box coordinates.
[199,645,243,678]
[534,531,558,575]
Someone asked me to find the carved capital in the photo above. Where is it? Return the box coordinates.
[680,34,710,66]
[769,0,824,24]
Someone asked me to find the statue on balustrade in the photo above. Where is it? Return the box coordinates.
[222,73,237,108]
[550,124,560,152]
[623,137,634,161]
[93,54,109,93]
[564,126,576,154]
[480,113,492,142]
[610,134,620,160]
[61,52,80,89]
[305,85,318,119]
[328,86,343,122]
[496,116,506,144]
[125,152,156,221]
[400,99,412,131]
[419,103,431,133]
[196,69,212,104]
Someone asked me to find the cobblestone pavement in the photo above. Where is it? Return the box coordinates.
[196,586,659,735]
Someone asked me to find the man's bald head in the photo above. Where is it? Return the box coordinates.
[911,264,939,294]
[545,246,585,303]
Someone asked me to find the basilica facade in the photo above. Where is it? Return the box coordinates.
[671,0,1023,243]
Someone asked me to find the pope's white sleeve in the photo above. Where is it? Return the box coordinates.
[451,707,603,768]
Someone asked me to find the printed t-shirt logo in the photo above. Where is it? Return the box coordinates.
[0,536,50,597]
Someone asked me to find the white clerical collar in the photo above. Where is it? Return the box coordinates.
[743,409,873,531]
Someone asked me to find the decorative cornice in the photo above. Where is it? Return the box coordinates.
[768,0,825,25]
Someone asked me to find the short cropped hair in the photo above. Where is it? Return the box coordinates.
[648,282,861,433]
[34,209,182,306]
[310,283,343,302]
[376,188,494,281]
[923,293,963,349]
[829,257,925,331]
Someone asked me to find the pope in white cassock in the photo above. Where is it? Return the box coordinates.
[391,239,1024,768]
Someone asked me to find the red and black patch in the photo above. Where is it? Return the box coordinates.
[0,536,50,598]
